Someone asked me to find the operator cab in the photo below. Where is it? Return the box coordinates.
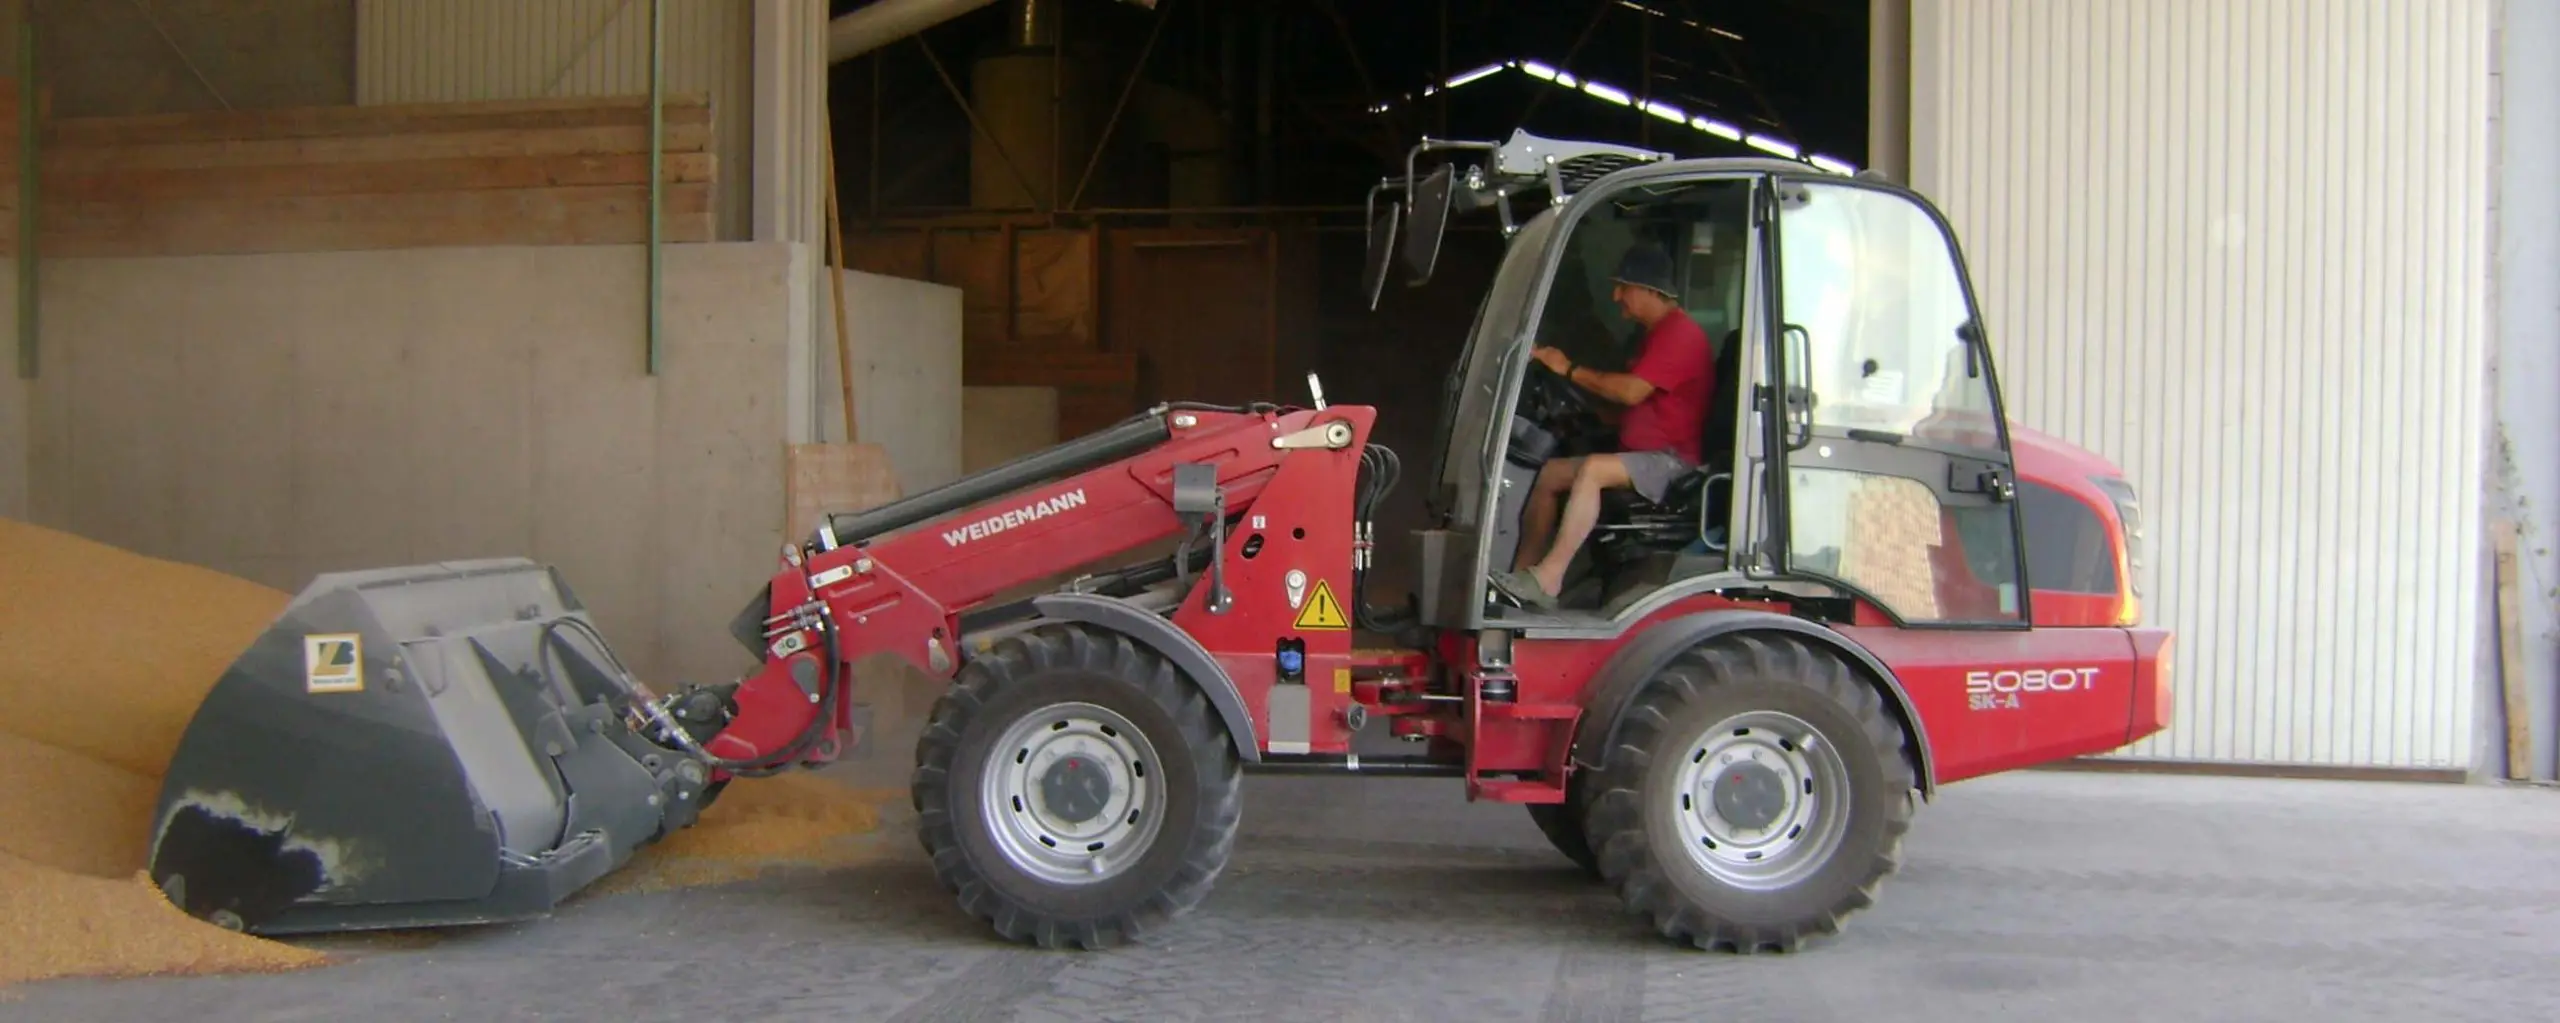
[1507,177,1752,613]
[1367,130,2036,637]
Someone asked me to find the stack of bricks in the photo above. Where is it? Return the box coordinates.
[1835,474,1947,620]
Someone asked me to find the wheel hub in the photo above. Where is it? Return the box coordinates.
[1039,755,1114,825]
[1670,709,1853,891]
[979,702,1168,886]
[1710,760,1790,831]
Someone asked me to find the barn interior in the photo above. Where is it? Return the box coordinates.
[822,0,1875,608]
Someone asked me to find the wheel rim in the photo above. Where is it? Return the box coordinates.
[978,701,1168,886]
[1669,709,1851,890]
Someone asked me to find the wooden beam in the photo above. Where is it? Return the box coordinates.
[29,152,715,202]
[35,182,715,258]
[43,122,714,174]
[1,95,732,258]
[2495,518,2532,780]
[45,94,713,147]
[963,348,1136,388]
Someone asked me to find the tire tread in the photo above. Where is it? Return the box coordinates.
[911,623,1243,950]
[1583,632,1918,954]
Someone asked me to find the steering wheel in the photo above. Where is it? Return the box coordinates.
[1522,356,1606,420]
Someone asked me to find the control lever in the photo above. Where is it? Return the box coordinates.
[1172,463,1233,613]
[1307,371,1329,410]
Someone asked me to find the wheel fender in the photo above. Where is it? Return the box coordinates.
[1024,592,1262,763]
[1571,610,1936,796]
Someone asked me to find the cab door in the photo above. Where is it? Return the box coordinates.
[1756,175,2032,629]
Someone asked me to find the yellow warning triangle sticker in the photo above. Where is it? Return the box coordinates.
[1294,578,1350,631]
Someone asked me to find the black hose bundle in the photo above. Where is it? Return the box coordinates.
[1352,442,1419,634]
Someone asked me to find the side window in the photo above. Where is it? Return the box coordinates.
[1533,213,1641,371]
[1774,182,1998,453]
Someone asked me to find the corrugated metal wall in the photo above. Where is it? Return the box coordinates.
[1908,0,2498,769]
[353,0,756,240]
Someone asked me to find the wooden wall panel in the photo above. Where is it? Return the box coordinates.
[5,94,715,258]
[844,221,1318,441]
[1104,229,1280,409]
[1012,229,1094,348]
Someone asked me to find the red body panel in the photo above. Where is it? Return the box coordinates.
[701,401,2170,799]
[1837,624,2147,784]
[2009,424,2142,628]
[1165,409,1375,755]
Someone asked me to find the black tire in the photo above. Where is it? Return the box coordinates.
[1525,770,1600,878]
[1584,633,1917,953]
[911,623,1243,950]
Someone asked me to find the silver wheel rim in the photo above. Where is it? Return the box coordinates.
[1670,709,1851,890]
[979,701,1167,886]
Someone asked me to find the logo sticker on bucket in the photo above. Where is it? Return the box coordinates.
[304,634,364,694]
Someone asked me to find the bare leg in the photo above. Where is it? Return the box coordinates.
[1530,454,1631,596]
[1513,457,1580,572]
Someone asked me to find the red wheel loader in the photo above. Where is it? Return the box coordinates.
[145,133,2172,953]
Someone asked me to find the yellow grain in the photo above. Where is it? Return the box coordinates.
[0,854,326,988]
[0,730,160,878]
[0,518,322,988]
[0,519,291,778]
[591,774,898,896]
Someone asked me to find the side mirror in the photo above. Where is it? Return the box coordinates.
[1362,196,1402,312]
[1401,164,1456,287]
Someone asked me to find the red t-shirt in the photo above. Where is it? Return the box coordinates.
[1615,311,1714,465]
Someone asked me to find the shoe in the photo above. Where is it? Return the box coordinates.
[1488,570,1558,609]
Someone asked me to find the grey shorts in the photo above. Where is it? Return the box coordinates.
[1620,449,1695,504]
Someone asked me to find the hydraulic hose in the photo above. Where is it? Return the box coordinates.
[541,614,842,777]
[1353,442,1417,633]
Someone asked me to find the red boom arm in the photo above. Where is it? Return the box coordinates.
[702,404,1377,769]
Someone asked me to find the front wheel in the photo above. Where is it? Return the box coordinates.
[1525,769,1599,878]
[912,623,1243,950]
[1583,634,1917,953]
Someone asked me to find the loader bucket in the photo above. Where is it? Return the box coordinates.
[145,558,712,935]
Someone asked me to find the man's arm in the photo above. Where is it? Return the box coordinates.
[1532,346,1656,406]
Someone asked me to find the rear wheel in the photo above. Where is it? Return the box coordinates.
[1584,634,1916,953]
[912,623,1242,950]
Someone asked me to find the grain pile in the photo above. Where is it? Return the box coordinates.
[0,517,902,989]
[0,517,326,988]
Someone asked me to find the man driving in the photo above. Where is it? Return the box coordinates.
[1491,243,1714,609]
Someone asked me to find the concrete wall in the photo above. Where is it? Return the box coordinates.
[810,269,965,494]
[2494,0,2560,781]
[20,241,812,691]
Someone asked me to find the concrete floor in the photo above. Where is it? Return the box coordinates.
[6,769,2557,1022]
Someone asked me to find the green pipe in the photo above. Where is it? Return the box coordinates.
[645,0,664,375]
[17,0,35,381]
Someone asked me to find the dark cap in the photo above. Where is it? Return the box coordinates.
[1612,244,1678,297]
